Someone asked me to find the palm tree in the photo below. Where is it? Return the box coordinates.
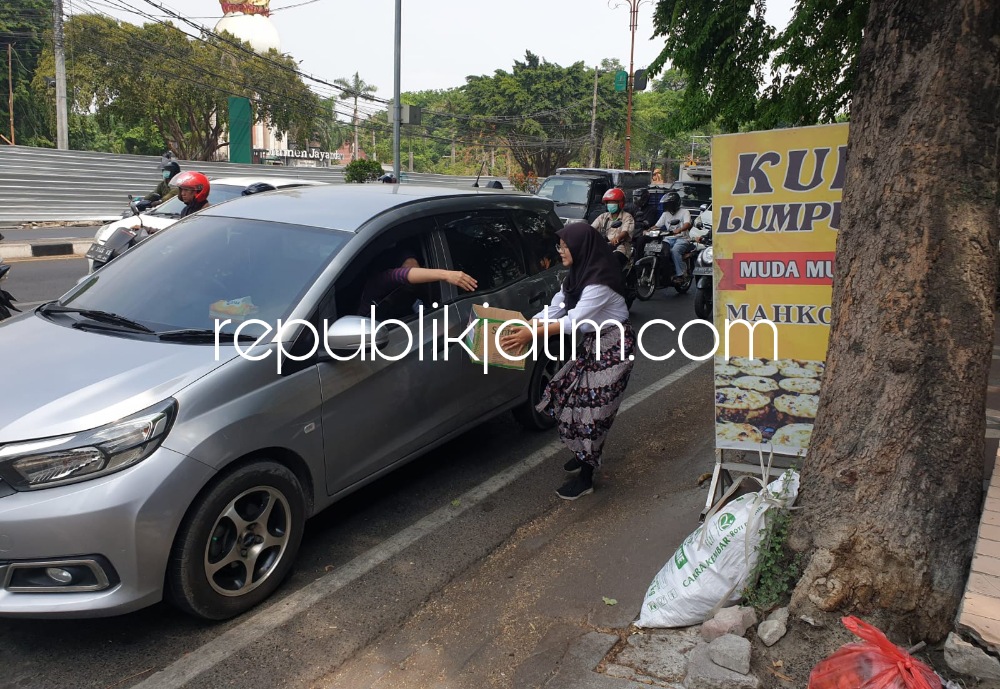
[334,72,377,162]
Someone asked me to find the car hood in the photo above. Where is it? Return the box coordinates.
[0,312,237,442]
[95,214,176,243]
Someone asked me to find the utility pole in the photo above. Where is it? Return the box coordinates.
[624,1,641,169]
[52,0,69,150]
[589,68,598,167]
[5,44,14,146]
[392,0,401,182]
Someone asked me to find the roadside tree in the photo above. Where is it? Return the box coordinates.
[32,15,325,160]
[786,0,998,642]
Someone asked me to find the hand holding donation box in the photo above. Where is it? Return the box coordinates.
[465,304,529,370]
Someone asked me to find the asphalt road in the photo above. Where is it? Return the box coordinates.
[2,225,102,242]
[2,256,88,308]
[1,264,716,689]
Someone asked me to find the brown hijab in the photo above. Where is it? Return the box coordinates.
[557,221,625,309]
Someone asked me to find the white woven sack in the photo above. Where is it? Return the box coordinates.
[636,468,800,628]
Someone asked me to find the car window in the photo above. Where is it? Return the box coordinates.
[437,210,526,295]
[62,217,350,336]
[536,178,590,206]
[511,209,561,273]
[334,218,440,323]
[670,182,713,205]
[150,184,246,217]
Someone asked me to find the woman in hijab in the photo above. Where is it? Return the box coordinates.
[500,221,636,500]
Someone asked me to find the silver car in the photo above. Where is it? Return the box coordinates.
[0,184,565,619]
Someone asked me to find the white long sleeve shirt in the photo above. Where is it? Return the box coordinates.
[531,284,629,333]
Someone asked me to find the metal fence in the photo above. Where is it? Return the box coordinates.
[0,146,511,224]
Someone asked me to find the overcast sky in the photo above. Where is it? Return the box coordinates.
[80,0,795,104]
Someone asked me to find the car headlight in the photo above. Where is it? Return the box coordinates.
[699,247,714,266]
[0,399,176,491]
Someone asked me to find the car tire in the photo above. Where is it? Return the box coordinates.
[514,343,566,431]
[694,287,712,320]
[167,460,306,620]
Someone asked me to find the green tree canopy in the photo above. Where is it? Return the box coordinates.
[0,0,52,145]
[31,14,327,160]
[462,51,626,176]
[648,0,867,130]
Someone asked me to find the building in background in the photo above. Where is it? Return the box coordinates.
[214,0,284,158]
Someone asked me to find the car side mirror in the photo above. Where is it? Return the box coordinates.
[323,315,390,355]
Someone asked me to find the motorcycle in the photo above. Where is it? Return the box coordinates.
[88,195,156,271]
[633,219,698,300]
[692,205,713,320]
[607,219,638,309]
[120,193,159,219]
[0,234,19,321]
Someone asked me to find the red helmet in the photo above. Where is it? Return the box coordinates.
[602,188,626,204]
[170,171,210,204]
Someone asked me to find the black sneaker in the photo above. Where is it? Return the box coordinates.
[556,475,594,501]
[563,456,583,474]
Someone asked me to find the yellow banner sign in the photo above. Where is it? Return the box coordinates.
[711,123,848,456]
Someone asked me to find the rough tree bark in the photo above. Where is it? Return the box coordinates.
[788,0,999,642]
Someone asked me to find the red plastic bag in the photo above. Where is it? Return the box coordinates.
[808,616,941,689]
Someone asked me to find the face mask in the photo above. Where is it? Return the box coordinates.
[162,171,171,180]
[607,203,619,213]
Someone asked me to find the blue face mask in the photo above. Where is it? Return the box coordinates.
[162,171,171,180]
[607,203,619,213]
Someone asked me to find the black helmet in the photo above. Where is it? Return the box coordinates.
[242,182,277,196]
[161,160,181,179]
[632,187,649,205]
[661,191,681,213]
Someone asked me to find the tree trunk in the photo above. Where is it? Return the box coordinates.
[789,0,999,642]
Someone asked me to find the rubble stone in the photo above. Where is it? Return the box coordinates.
[700,606,757,642]
[708,634,752,675]
[685,643,761,689]
[765,607,789,627]
[612,628,702,685]
[756,620,787,647]
[944,632,1000,680]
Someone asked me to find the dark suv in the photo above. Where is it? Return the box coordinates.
[536,168,653,225]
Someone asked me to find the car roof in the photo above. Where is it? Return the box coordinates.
[197,183,554,232]
[206,176,327,188]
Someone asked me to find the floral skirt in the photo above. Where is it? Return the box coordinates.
[537,321,636,468]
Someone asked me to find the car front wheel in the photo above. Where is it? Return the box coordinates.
[167,460,305,620]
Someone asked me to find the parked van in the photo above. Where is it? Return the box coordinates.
[536,168,653,224]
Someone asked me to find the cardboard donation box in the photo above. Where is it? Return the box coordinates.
[465,304,529,370]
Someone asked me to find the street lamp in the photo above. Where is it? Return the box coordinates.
[610,0,650,170]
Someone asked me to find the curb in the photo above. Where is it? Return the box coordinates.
[0,240,93,260]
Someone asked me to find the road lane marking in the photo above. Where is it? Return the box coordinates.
[132,357,708,689]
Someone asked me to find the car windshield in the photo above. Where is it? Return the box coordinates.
[670,182,712,205]
[60,216,350,335]
[150,183,247,217]
[536,178,591,206]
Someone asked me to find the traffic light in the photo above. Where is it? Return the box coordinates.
[633,69,648,91]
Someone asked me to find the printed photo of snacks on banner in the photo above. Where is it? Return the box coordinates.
[713,356,824,455]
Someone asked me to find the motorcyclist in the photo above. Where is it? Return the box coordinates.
[146,160,180,205]
[591,188,635,267]
[653,191,693,283]
[626,187,659,257]
[170,171,211,217]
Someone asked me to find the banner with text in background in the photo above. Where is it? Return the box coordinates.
[711,123,848,457]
